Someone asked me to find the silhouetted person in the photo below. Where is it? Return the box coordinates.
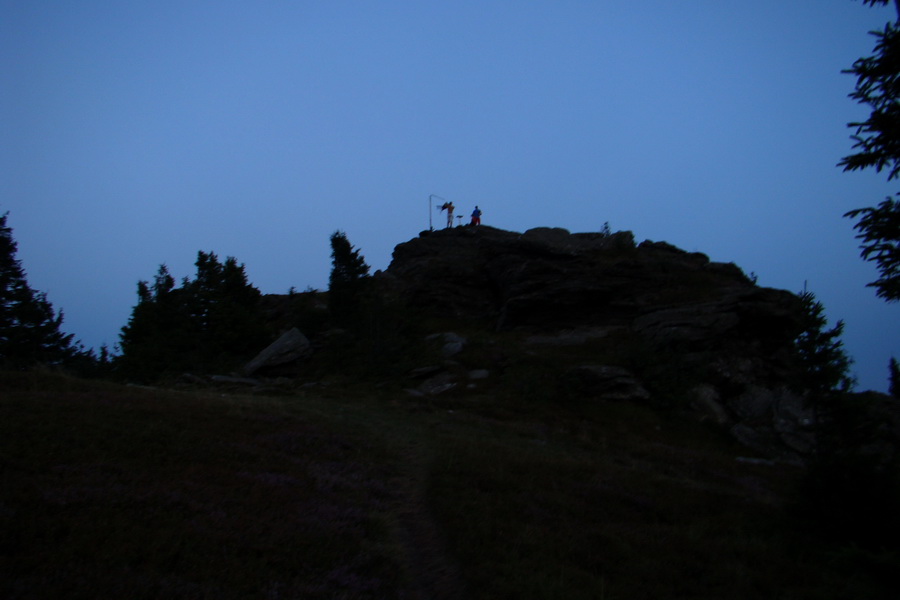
[470,205,482,226]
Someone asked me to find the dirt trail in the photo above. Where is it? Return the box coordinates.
[391,440,470,600]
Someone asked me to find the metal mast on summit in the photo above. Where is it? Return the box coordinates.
[429,194,447,231]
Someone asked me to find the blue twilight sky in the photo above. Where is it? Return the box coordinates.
[1,1,898,391]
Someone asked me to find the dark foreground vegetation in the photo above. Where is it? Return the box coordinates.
[2,370,898,600]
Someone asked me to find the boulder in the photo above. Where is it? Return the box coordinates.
[418,372,458,396]
[728,423,793,461]
[426,332,467,357]
[243,328,312,376]
[563,365,651,402]
[717,385,813,458]
[409,365,443,379]
[690,384,731,425]
[525,327,618,346]
[728,385,776,423]
[632,288,801,354]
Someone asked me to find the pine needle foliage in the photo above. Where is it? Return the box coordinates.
[0,212,79,368]
[118,251,268,380]
[840,1,900,300]
[790,290,900,549]
[845,196,900,301]
[793,290,855,398]
[327,230,370,325]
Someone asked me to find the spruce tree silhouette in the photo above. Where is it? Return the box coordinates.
[0,212,77,367]
[118,251,267,380]
[840,0,900,301]
[793,290,855,400]
[328,231,370,325]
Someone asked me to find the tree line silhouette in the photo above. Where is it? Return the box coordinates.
[116,251,269,380]
[0,210,888,394]
[0,219,383,381]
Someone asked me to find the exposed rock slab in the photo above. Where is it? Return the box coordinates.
[243,327,312,376]
[563,365,651,402]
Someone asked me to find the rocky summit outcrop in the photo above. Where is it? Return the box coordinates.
[380,225,812,460]
[382,225,801,354]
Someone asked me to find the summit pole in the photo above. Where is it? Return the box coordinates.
[428,194,447,231]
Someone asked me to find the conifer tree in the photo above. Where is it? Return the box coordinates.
[840,0,900,301]
[118,251,267,380]
[118,264,192,375]
[793,290,855,398]
[792,289,856,465]
[794,286,898,547]
[845,197,900,301]
[328,231,370,324]
[0,212,78,367]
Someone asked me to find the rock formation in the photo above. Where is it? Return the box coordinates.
[379,225,812,460]
[384,226,797,338]
[245,225,884,462]
[243,327,312,376]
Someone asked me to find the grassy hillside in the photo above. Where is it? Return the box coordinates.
[2,371,897,599]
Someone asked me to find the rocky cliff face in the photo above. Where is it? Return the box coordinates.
[384,225,800,357]
[380,225,813,460]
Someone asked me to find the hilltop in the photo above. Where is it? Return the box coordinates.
[3,226,900,598]
[379,226,817,458]
[143,224,898,468]
[254,226,820,462]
